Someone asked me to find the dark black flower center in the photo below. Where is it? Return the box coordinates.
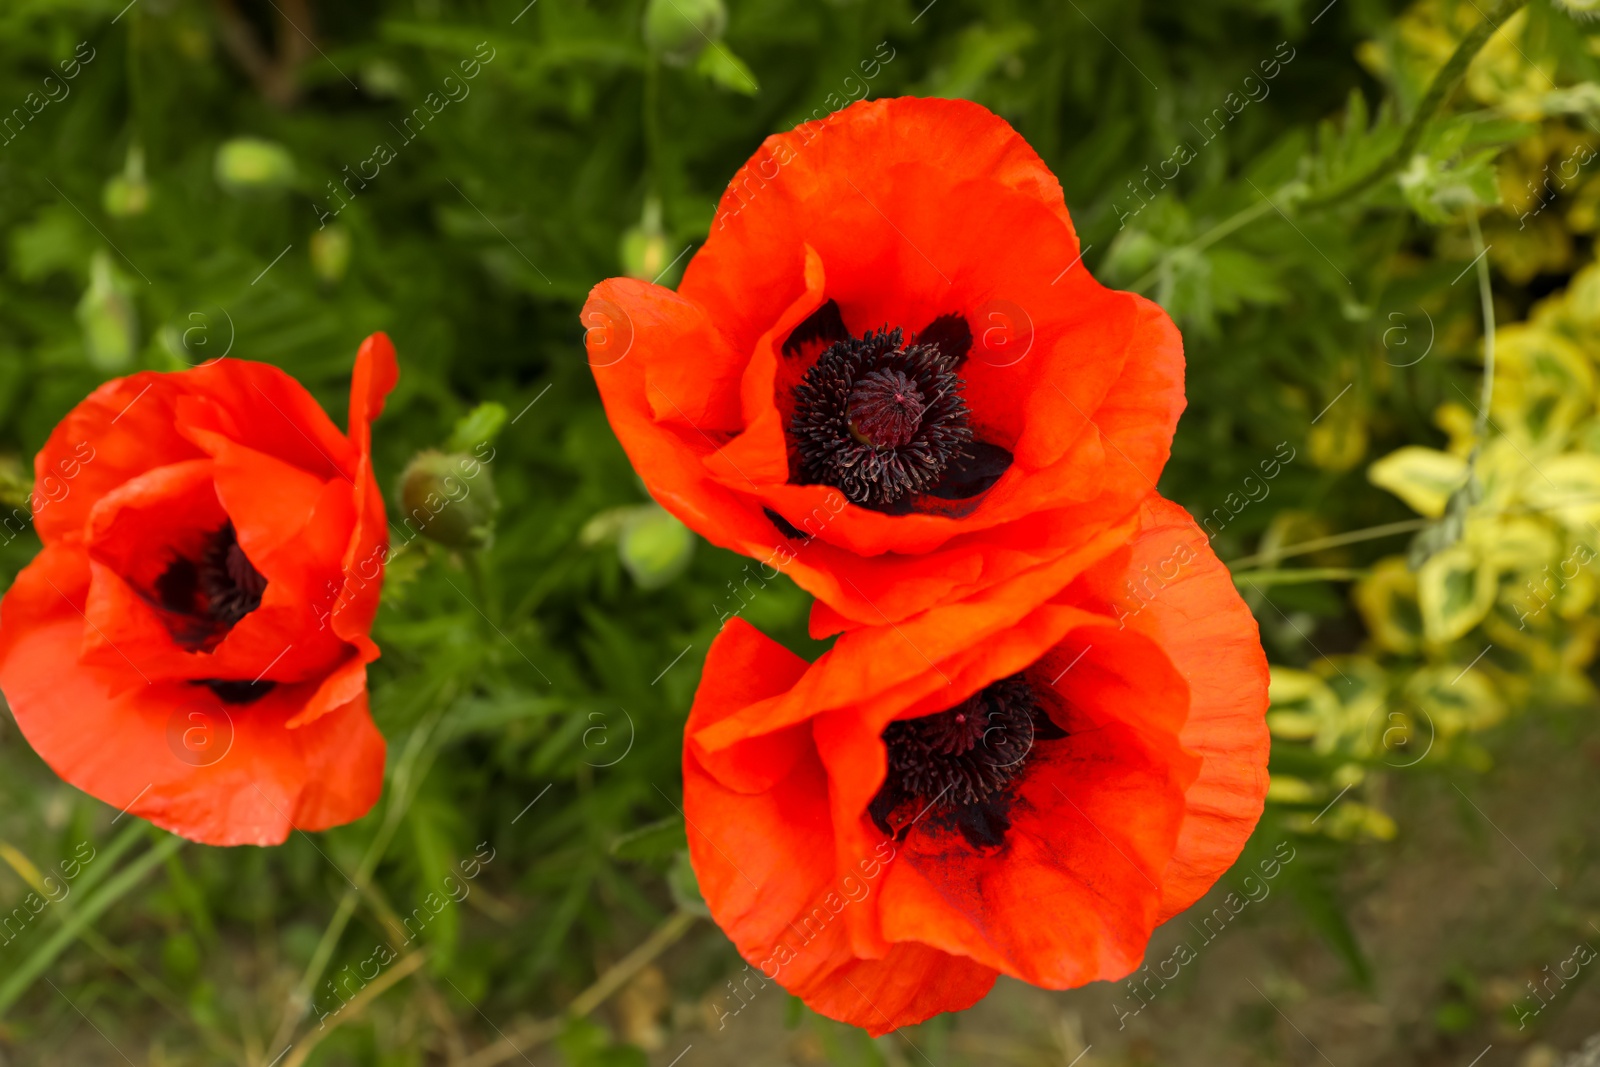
[791,327,973,507]
[196,678,277,705]
[867,674,1066,850]
[153,522,267,651]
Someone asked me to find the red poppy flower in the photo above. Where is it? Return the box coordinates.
[0,335,399,847]
[683,498,1269,1034]
[584,96,1183,631]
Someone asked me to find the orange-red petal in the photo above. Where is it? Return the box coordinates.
[587,97,1184,628]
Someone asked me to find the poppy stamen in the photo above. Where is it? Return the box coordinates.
[200,524,267,627]
[153,522,267,649]
[867,674,1066,849]
[791,327,972,507]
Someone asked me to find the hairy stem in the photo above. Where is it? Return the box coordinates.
[1226,518,1430,571]
[1130,197,1277,293]
[1303,0,1531,211]
[1466,210,1497,449]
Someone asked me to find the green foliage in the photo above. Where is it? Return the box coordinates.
[0,0,1598,1061]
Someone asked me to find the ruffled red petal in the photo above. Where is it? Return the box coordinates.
[0,546,383,845]
[587,97,1184,628]
[0,335,399,845]
[685,620,999,1034]
[682,496,1268,1029]
[1069,496,1271,919]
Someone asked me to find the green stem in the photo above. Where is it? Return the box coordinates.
[644,57,663,198]
[1226,518,1430,570]
[268,701,446,1053]
[1130,197,1276,293]
[1466,210,1497,449]
[0,832,184,1018]
[464,548,495,623]
[459,910,699,1067]
[508,544,578,625]
[65,821,150,899]
[1302,0,1531,211]
[1229,567,1366,586]
[75,925,242,1061]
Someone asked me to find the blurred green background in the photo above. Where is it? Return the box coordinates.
[3,0,1600,1064]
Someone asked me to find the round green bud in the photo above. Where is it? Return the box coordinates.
[102,175,150,218]
[397,450,499,551]
[0,455,29,512]
[214,137,297,194]
[103,145,150,218]
[643,0,726,66]
[618,505,695,589]
[620,226,671,281]
[76,251,138,373]
[310,225,352,286]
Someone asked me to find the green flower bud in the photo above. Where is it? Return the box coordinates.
[102,176,150,218]
[620,226,671,281]
[643,0,726,66]
[0,455,29,513]
[214,137,297,194]
[102,146,150,218]
[620,196,672,281]
[310,225,352,286]
[617,504,694,590]
[359,59,408,98]
[76,251,138,373]
[397,450,499,551]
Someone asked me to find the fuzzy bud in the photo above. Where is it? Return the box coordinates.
[618,505,695,590]
[310,225,352,286]
[643,0,726,66]
[76,251,138,373]
[397,450,498,551]
[214,137,297,194]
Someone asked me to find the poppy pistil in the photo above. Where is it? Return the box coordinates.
[791,327,972,507]
[152,522,268,650]
[867,674,1067,849]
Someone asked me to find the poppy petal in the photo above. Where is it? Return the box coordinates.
[784,944,997,1039]
[31,374,202,547]
[0,545,383,845]
[1,340,398,846]
[683,97,1076,357]
[588,97,1185,629]
[1075,496,1271,920]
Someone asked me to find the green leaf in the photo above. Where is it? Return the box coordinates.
[1368,447,1468,518]
[1522,453,1600,530]
[0,833,184,1018]
[666,851,709,918]
[1207,246,1289,313]
[915,22,1036,100]
[1416,544,1497,643]
[445,401,509,452]
[609,817,687,863]
[556,1017,650,1067]
[1281,841,1374,990]
[1398,147,1502,224]
[694,44,759,95]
